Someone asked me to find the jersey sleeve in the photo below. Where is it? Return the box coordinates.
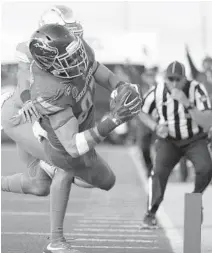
[16,42,33,102]
[34,89,72,116]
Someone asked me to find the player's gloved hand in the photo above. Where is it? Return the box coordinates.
[18,100,41,123]
[109,83,142,125]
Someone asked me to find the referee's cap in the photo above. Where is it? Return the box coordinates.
[166,61,186,78]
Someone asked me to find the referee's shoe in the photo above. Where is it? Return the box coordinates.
[140,211,158,229]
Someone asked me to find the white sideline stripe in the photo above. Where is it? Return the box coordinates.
[2,232,157,238]
[128,146,183,253]
[1,233,158,249]
[77,224,141,228]
[74,228,142,232]
[1,211,143,221]
[1,212,84,217]
[2,197,98,203]
[75,245,159,249]
[1,233,154,243]
[78,219,142,224]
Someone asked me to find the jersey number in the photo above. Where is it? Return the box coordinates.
[78,91,93,124]
[78,77,95,124]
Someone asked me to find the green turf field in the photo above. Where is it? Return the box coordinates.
[1,144,212,253]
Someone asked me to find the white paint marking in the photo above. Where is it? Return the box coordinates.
[2,231,157,238]
[1,232,158,249]
[72,245,159,249]
[128,146,183,253]
[74,228,143,232]
[1,211,144,222]
[1,212,84,217]
[77,223,141,228]
[78,219,142,224]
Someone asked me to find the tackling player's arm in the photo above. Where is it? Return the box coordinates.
[16,46,32,103]
[16,44,40,121]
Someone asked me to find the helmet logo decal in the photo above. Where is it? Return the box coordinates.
[32,38,58,69]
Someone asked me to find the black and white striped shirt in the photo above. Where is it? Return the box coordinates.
[142,80,211,140]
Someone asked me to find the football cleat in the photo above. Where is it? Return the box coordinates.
[43,240,83,253]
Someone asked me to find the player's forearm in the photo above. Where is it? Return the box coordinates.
[188,108,212,131]
[56,116,118,158]
[94,64,126,92]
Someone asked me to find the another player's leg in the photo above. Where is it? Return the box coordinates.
[2,146,52,196]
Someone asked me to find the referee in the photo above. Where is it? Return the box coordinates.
[140,61,212,228]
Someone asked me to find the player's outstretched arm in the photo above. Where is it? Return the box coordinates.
[49,87,142,158]
[93,63,128,92]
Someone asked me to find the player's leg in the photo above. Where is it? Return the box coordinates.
[1,95,56,178]
[2,145,52,196]
[41,142,115,252]
[74,149,116,191]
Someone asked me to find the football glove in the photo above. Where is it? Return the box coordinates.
[109,82,142,125]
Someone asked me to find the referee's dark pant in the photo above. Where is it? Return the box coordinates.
[148,133,212,214]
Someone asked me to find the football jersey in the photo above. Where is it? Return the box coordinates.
[16,39,97,132]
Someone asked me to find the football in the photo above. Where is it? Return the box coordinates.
[110,83,141,110]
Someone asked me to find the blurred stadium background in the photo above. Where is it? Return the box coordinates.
[1,1,212,253]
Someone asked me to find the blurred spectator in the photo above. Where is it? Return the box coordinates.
[185,45,212,102]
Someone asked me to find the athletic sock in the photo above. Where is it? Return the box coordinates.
[1,174,24,194]
[50,171,73,242]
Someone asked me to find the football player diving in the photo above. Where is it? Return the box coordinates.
[1,7,142,253]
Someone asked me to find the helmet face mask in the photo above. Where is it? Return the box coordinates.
[39,5,84,37]
[29,24,88,79]
[50,36,88,78]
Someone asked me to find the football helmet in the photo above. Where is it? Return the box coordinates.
[39,5,83,37]
[29,24,88,79]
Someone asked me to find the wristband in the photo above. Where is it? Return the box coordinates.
[97,116,118,137]
[20,89,31,103]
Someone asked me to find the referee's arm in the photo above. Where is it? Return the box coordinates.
[188,83,212,131]
[138,87,157,131]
